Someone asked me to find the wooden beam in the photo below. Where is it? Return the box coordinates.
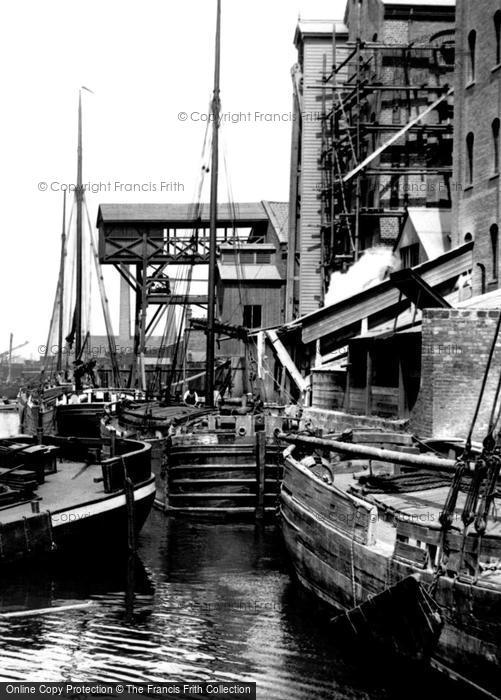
[365,349,372,416]
[342,88,453,184]
[148,295,208,305]
[266,330,308,392]
[278,433,458,472]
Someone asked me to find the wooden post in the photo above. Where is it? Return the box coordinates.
[123,459,136,553]
[344,353,351,412]
[129,263,142,388]
[36,403,43,445]
[255,431,266,520]
[365,348,373,416]
[398,359,407,418]
[163,435,172,511]
[110,431,116,458]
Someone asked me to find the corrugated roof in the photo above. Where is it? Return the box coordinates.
[262,201,289,244]
[217,264,283,282]
[97,202,269,225]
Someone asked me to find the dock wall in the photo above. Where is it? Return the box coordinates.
[409,308,501,440]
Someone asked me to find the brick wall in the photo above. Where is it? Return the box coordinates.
[451,0,501,296]
[410,308,501,439]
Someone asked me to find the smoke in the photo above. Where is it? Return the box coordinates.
[324,246,399,307]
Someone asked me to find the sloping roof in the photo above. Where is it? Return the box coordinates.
[397,207,451,260]
[97,202,269,225]
[299,241,473,344]
[262,201,289,244]
[217,264,282,282]
[458,288,501,310]
[294,20,348,45]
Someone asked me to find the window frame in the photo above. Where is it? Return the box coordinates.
[491,224,499,281]
[467,29,476,84]
[495,11,501,65]
[466,131,475,185]
[243,304,262,329]
[493,119,500,175]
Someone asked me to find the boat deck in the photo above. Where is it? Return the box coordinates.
[331,471,501,584]
[123,403,207,422]
[335,471,501,537]
[0,459,104,524]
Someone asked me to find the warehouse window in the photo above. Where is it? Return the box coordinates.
[495,12,501,64]
[467,30,476,83]
[243,305,262,328]
[493,119,500,174]
[255,250,272,264]
[400,243,419,269]
[491,224,499,280]
[466,132,474,184]
[238,251,254,264]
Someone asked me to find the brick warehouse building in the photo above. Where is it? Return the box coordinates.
[289,1,501,440]
[288,1,455,319]
[451,0,501,297]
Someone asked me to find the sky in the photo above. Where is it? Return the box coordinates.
[0,0,347,359]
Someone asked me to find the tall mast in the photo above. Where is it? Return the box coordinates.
[75,90,83,359]
[205,0,221,408]
[6,333,13,383]
[57,191,67,372]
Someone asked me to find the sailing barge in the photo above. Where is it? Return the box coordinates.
[0,434,155,564]
[279,430,501,697]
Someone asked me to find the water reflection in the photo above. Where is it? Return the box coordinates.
[0,415,478,697]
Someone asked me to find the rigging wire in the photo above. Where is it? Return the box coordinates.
[148,112,212,398]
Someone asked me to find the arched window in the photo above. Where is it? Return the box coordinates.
[495,11,501,64]
[477,263,486,295]
[464,232,473,242]
[491,224,499,279]
[493,119,500,175]
[466,132,474,184]
[467,29,476,83]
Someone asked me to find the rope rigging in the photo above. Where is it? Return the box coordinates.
[147,113,213,402]
[434,310,501,587]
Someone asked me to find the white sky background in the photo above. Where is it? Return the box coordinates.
[0,0,347,359]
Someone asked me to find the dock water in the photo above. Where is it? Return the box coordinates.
[0,415,480,698]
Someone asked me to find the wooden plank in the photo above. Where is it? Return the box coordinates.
[393,540,427,568]
[255,431,266,520]
[283,459,377,545]
[396,519,442,543]
[266,330,308,392]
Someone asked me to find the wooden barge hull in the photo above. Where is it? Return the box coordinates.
[47,477,156,553]
[108,412,294,519]
[280,454,501,697]
[0,436,155,565]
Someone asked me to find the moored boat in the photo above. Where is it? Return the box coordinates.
[104,402,299,518]
[0,433,155,564]
[279,429,501,697]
